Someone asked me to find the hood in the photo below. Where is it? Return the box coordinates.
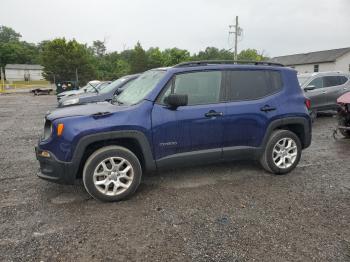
[47,102,125,121]
[337,92,350,104]
[58,89,83,97]
[70,92,99,99]
[59,91,99,104]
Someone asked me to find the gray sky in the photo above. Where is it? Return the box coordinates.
[2,0,350,57]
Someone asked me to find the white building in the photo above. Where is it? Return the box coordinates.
[5,64,44,81]
[270,47,350,74]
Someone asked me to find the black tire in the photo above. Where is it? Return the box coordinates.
[338,118,350,138]
[310,109,317,122]
[83,146,142,202]
[260,130,302,175]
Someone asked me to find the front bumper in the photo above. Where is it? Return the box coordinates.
[35,147,76,185]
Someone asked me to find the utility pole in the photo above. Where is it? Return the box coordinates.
[75,68,79,87]
[229,16,243,61]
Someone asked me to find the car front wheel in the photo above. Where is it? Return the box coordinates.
[83,146,142,202]
[260,130,302,174]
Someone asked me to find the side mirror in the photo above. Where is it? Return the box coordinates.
[84,88,87,93]
[304,85,316,91]
[111,94,118,104]
[115,89,122,96]
[164,94,188,108]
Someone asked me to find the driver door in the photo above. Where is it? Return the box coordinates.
[151,70,225,168]
[304,77,327,110]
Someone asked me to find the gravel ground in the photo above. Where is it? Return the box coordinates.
[0,93,349,262]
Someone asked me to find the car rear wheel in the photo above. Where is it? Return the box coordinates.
[260,130,302,174]
[310,109,317,122]
[338,118,350,138]
[83,146,142,202]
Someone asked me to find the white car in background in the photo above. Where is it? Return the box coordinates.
[57,80,101,101]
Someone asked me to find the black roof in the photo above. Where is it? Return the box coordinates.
[174,60,284,68]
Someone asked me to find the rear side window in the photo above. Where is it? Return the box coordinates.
[323,76,342,87]
[159,71,223,105]
[224,70,283,101]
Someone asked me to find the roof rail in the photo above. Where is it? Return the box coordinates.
[174,60,285,68]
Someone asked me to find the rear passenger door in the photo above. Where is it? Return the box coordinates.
[323,76,349,108]
[222,70,282,159]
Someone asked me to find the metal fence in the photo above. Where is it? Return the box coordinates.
[0,81,51,93]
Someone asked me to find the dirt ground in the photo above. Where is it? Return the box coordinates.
[0,93,349,262]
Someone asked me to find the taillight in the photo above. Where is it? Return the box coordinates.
[305,98,311,109]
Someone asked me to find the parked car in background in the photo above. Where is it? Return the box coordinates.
[57,80,101,101]
[298,72,350,119]
[56,81,79,95]
[58,74,140,107]
[36,61,311,201]
[336,91,350,138]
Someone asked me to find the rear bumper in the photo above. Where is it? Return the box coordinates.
[303,122,312,149]
[35,147,76,185]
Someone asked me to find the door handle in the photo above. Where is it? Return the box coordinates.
[260,105,276,112]
[322,91,327,94]
[205,110,223,117]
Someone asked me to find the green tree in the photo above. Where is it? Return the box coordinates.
[130,42,148,73]
[0,26,39,73]
[0,41,39,70]
[193,47,233,61]
[115,59,131,78]
[40,38,96,84]
[146,47,163,69]
[238,49,267,61]
[0,26,21,43]
[92,40,106,57]
[162,48,190,66]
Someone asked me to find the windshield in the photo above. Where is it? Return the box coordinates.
[99,78,129,94]
[117,70,166,105]
[96,82,110,90]
[297,76,310,87]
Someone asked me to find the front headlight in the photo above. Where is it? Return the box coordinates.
[43,120,52,140]
[62,98,79,106]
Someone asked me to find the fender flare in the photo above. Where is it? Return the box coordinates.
[71,130,156,174]
[261,117,312,149]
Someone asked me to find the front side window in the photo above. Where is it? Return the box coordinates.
[308,77,323,89]
[160,71,223,106]
[224,70,283,101]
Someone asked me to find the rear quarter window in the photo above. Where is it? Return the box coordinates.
[224,70,283,101]
[338,76,348,85]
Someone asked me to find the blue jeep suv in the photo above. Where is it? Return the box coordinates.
[35,61,312,202]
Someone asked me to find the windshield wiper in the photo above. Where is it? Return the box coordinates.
[88,83,99,94]
[112,96,124,105]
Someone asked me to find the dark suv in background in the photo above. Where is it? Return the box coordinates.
[36,61,312,202]
[58,74,140,107]
[298,72,350,119]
